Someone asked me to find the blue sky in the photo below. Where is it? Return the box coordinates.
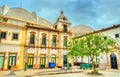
[0,0,120,30]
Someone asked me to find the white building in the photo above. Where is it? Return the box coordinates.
[74,24,120,69]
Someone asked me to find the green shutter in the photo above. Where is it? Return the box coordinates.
[63,55,67,67]
[51,55,56,66]
[8,56,16,69]
[27,55,34,68]
[52,37,56,47]
[0,56,4,69]
[30,34,35,44]
[64,38,67,47]
[40,55,46,68]
[42,36,46,46]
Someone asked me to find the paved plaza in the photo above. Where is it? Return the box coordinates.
[0,68,120,77]
[32,71,120,77]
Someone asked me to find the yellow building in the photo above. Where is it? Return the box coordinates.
[0,5,72,70]
[1,5,120,70]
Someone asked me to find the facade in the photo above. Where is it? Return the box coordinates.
[0,4,120,70]
[74,25,120,69]
[0,5,72,70]
[96,25,120,69]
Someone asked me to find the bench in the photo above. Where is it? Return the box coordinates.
[80,63,92,69]
[64,63,71,67]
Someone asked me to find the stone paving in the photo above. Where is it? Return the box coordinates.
[32,71,120,77]
[0,68,120,77]
[0,67,82,77]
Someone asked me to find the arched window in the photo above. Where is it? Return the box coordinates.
[41,35,46,46]
[30,34,35,45]
[55,25,57,29]
[52,36,57,47]
[63,25,67,32]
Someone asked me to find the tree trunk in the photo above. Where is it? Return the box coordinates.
[70,58,73,67]
[106,52,109,68]
[91,59,96,74]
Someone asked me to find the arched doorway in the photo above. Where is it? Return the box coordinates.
[110,54,118,69]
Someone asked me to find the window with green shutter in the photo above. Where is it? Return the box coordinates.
[1,32,6,39]
[30,34,35,45]
[63,37,67,47]
[63,25,67,32]
[52,36,57,47]
[41,36,46,46]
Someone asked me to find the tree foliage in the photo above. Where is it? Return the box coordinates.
[67,33,116,74]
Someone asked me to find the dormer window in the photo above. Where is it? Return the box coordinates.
[63,25,67,32]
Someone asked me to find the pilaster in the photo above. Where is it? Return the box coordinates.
[19,27,27,69]
[58,31,62,66]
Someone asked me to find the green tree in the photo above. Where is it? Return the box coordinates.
[67,33,116,74]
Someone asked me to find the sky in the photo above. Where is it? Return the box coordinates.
[0,0,120,30]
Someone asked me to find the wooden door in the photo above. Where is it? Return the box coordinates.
[40,54,46,68]
[27,54,34,68]
[0,54,4,70]
[110,54,118,69]
[63,55,67,67]
[51,54,56,66]
[8,56,16,69]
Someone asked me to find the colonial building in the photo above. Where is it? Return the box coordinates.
[74,24,120,69]
[0,5,72,70]
[0,4,120,70]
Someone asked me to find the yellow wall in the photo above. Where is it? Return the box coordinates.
[19,28,26,69]
[58,32,62,66]
[4,60,8,70]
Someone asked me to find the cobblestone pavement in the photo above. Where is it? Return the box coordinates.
[0,67,82,77]
[0,68,120,77]
[32,71,120,77]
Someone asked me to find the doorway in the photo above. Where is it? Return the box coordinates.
[0,54,5,70]
[27,54,34,69]
[63,55,67,67]
[40,54,46,68]
[51,54,56,66]
[110,54,118,69]
[8,54,16,69]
